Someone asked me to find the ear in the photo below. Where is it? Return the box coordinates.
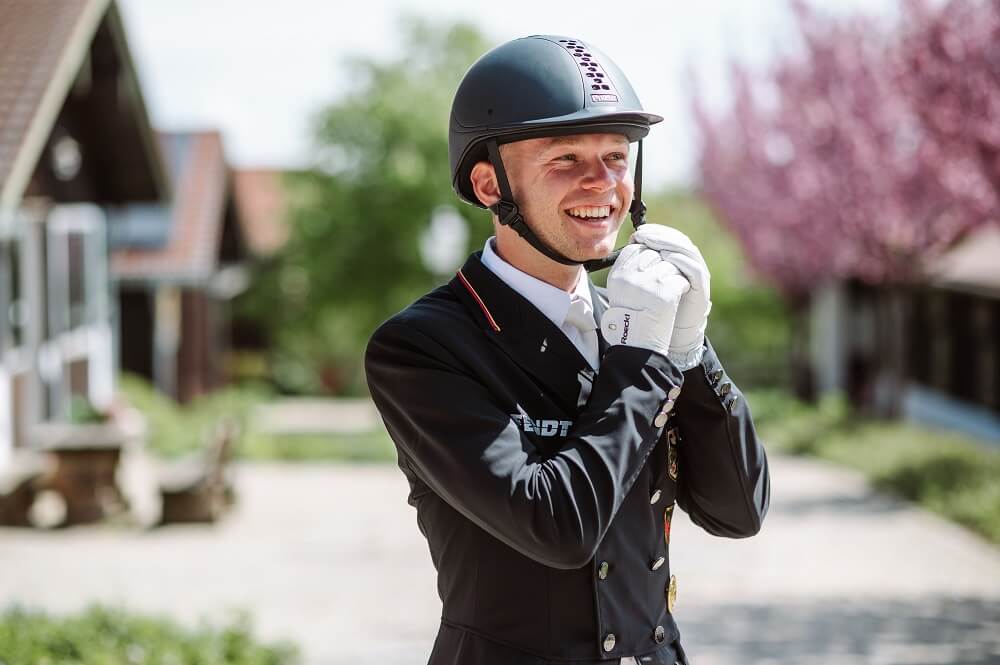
[470,161,501,209]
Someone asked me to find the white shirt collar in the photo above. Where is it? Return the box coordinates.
[481,236,593,330]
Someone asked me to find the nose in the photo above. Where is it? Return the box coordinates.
[580,156,616,192]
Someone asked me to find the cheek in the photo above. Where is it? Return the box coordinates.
[618,173,635,201]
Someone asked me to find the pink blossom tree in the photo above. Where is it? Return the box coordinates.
[694,0,1000,408]
[696,0,998,295]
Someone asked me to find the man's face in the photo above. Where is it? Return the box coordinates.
[498,132,633,262]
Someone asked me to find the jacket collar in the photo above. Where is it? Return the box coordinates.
[450,252,599,413]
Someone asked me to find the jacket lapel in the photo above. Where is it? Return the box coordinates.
[450,252,596,414]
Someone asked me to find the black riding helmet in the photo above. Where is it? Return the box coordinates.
[449,35,663,271]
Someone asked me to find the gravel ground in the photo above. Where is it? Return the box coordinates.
[2,454,999,665]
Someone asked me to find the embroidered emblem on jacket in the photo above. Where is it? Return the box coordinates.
[510,414,572,437]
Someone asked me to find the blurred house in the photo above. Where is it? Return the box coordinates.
[109,130,254,404]
[0,0,291,469]
[809,224,1000,443]
[906,225,1000,441]
[0,0,169,460]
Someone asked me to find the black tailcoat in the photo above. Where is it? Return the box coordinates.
[365,251,771,665]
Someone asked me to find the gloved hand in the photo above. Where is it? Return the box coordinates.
[630,224,712,359]
[599,243,691,357]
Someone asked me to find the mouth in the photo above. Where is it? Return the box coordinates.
[563,204,617,226]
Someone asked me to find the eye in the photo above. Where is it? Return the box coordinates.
[606,152,627,162]
[557,153,578,162]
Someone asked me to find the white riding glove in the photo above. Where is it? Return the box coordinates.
[599,243,691,357]
[630,224,712,362]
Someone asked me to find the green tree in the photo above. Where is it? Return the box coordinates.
[241,18,493,395]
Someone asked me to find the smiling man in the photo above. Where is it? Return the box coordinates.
[365,35,771,665]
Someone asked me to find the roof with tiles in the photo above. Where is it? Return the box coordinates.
[231,169,290,257]
[110,130,230,283]
[0,0,108,209]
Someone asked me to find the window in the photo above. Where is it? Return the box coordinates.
[0,236,25,352]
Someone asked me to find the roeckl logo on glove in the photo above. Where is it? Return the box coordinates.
[510,414,573,437]
[621,313,631,344]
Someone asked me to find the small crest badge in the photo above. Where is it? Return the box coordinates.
[666,428,679,481]
[666,574,678,614]
[664,503,674,546]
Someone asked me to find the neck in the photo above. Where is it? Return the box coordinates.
[494,233,584,292]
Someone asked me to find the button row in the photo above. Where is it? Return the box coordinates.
[602,624,670,653]
[653,398,675,427]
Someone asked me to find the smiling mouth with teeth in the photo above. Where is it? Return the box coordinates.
[565,205,615,221]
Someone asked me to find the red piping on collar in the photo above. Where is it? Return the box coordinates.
[457,269,501,333]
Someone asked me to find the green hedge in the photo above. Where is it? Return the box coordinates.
[0,604,299,664]
[748,389,1000,544]
[117,374,396,463]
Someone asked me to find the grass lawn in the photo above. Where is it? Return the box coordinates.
[239,428,397,462]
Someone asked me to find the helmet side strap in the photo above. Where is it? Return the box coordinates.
[628,140,647,228]
[485,139,582,267]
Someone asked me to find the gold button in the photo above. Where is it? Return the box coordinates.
[654,625,666,643]
[653,412,668,428]
[668,385,681,400]
[727,395,740,412]
[650,489,661,504]
[603,633,616,652]
[651,556,665,571]
[719,381,732,397]
[662,399,675,413]
[598,561,609,580]
[710,369,723,384]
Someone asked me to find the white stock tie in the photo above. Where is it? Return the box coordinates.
[565,295,600,371]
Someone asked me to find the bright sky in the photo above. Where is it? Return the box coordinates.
[118,0,898,188]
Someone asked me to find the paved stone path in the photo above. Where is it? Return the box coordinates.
[2,454,999,665]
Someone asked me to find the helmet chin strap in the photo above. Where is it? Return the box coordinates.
[486,139,647,273]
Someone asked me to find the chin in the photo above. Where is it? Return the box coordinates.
[573,237,616,262]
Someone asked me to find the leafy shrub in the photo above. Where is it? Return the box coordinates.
[0,604,299,664]
[117,374,396,463]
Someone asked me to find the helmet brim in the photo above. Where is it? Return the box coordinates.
[452,110,663,208]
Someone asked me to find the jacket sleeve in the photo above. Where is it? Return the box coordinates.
[673,335,771,538]
[365,321,685,570]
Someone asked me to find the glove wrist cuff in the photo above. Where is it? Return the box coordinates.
[667,341,706,371]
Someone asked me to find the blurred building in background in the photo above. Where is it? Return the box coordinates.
[109,130,251,404]
[0,0,168,458]
[0,0,289,463]
[808,226,1000,443]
